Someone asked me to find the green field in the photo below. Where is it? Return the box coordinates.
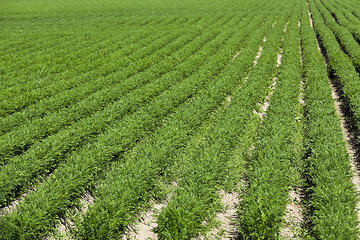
[1,0,360,239]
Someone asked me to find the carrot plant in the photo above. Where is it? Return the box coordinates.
[0,9,255,239]
[0,16,240,207]
[156,7,292,239]
[74,11,273,240]
[238,11,303,239]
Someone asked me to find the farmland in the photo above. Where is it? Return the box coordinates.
[1,0,360,239]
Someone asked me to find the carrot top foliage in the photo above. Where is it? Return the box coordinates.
[1,0,360,239]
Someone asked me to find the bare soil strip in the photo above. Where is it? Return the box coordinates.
[195,190,239,240]
[307,2,314,28]
[123,181,178,239]
[284,21,290,32]
[122,202,166,240]
[253,37,280,120]
[47,191,94,240]
[233,32,266,61]
[46,218,74,240]
[328,78,360,227]
[253,44,264,66]
[79,191,95,214]
[253,78,277,120]
[300,80,305,105]
[280,189,304,239]
[272,20,277,28]
[0,194,25,216]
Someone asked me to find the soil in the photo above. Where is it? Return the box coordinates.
[124,202,166,240]
[197,190,239,239]
[280,190,303,239]
[307,3,314,28]
[123,182,178,239]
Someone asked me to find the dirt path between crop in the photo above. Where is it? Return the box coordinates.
[122,202,166,240]
[0,194,25,216]
[195,190,239,240]
[280,188,304,239]
[121,181,177,240]
[307,2,314,28]
[45,191,94,240]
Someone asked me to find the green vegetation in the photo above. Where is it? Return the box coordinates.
[304,0,359,238]
[238,10,304,239]
[1,0,360,239]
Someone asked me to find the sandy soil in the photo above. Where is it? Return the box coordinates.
[307,3,314,28]
[280,190,303,239]
[123,202,166,240]
[123,182,178,239]
[196,190,239,240]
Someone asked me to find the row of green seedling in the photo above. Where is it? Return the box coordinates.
[155,8,293,239]
[0,14,243,208]
[308,0,360,146]
[0,12,177,81]
[0,29,184,159]
[0,15,233,161]
[0,15,219,135]
[0,12,169,60]
[333,0,360,20]
[0,13,259,239]
[239,13,304,239]
[73,11,275,240]
[0,16,199,117]
[323,0,360,41]
[300,2,358,238]
[313,0,360,71]
[0,28,170,122]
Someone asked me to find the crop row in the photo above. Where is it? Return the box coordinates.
[333,0,360,20]
[0,15,224,158]
[156,13,290,238]
[0,29,186,160]
[308,0,360,151]
[0,13,185,83]
[301,1,358,238]
[0,29,175,128]
[239,11,303,239]
[2,0,360,239]
[322,0,360,42]
[0,17,200,117]
[0,9,261,239]
[0,14,171,91]
[77,7,282,239]
[0,14,243,207]
[313,0,360,71]
[0,14,228,134]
